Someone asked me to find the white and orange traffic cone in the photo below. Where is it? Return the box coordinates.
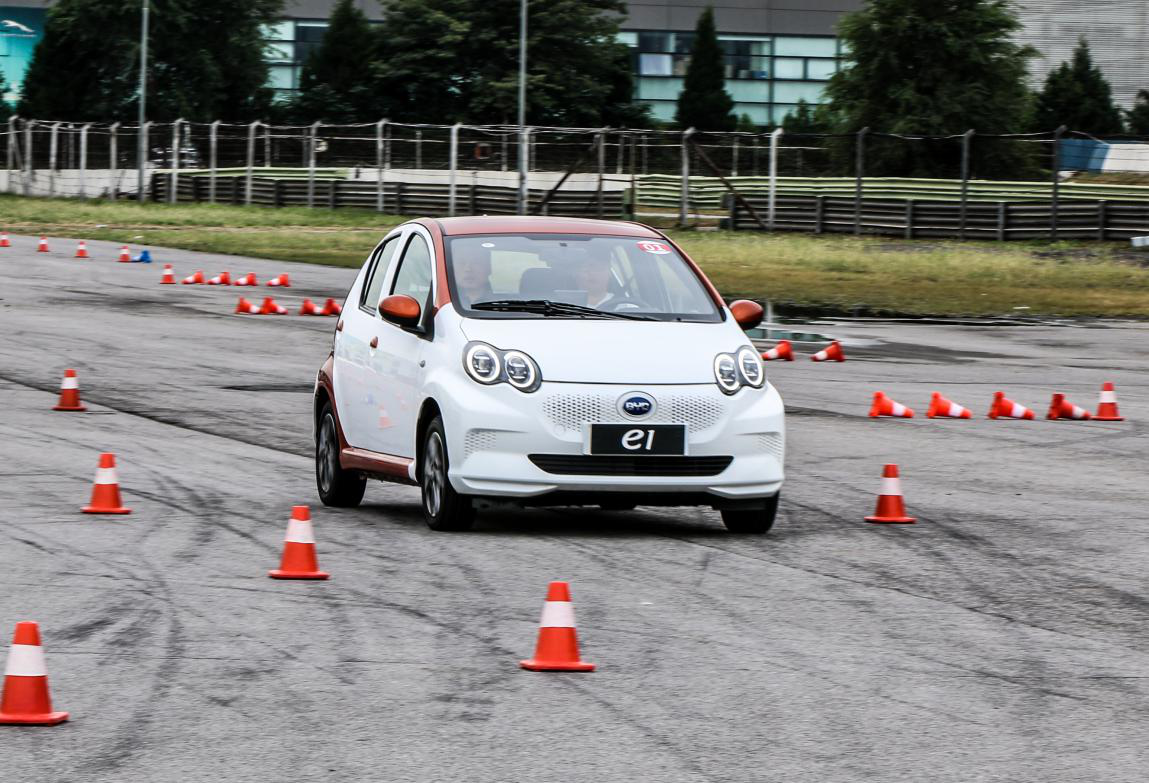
[234,273,258,286]
[37,236,49,253]
[0,622,69,726]
[235,296,260,314]
[74,240,89,259]
[1094,382,1124,421]
[320,298,342,316]
[207,271,231,286]
[810,341,845,362]
[865,464,916,524]
[269,506,329,580]
[869,391,914,418]
[118,246,132,263]
[1047,393,1092,421]
[266,273,291,288]
[520,581,595,672]
[988,392,1035,420]
[52,369,87,412]
[927,392,971,419]
[159,264,175,284]
[0,233,10,248]
[82,453,131,515]
[181,270,205,285]
[259,297,287,315]
[299,298,321,316]
[760,340,794,361]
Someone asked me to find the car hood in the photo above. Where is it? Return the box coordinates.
[459,317,747,384]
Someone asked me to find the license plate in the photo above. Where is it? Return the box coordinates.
[586,424,687,456]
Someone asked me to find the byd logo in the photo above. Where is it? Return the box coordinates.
[621,394,654,417]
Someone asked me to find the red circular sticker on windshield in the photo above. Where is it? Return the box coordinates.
[637,241,672,254]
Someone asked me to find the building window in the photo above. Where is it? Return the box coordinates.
[639,53,672,76]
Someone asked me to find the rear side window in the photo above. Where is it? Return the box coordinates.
[390,234,434,305]
[360,235,401,312]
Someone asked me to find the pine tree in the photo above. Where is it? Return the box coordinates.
[674,7,735,131]
[781,99,828,134]
[19,0,282,121]
[1032,38,1124,135]
[824,0,1036,176]
[1126,90,1149,136]
[290,0,381,122]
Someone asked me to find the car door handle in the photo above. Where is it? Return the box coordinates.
[370,336,379,349]
[336,319,344,332]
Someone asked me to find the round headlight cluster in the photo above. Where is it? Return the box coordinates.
[713,347,766,395]
[463,342,542,392]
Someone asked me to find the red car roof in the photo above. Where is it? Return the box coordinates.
[431,216,663,238]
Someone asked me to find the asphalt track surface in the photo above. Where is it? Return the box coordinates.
[1,234,1148,783]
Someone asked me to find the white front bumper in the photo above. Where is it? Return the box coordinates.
[436,378,785,501]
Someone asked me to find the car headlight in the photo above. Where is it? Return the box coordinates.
[463,342,541,393]
[464,343,501,384]
[714,353,741,394]
[737,346,765,388]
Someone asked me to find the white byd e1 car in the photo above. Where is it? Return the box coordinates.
[313,216,785,533]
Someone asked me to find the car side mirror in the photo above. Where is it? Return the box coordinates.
[729,299,764,330]
[379,294,422,328]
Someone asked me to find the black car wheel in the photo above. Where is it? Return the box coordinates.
[421,416,475,531]
[720,493,780,534]
[315,402,366,508]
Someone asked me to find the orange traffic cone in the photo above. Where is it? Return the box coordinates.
[869,391,914,418]
[1047,393,1091,421]
[269,506,329,580]
[159,264,175,284]
[266,273,291,288]
[299,298,320,316]
[52,369,87,412]
[0,622,69,726]
[235,297,260,314]
[1094,382,1124,421]
[320,298,342,316]
[73,240,89,259]
[36,236,49,253]
[865,464,916,524]
[181,270,205,285]
[988,391,1035,420]
[810,340,845,362]
[259,297,287,315]
[520,581,595,672]
[81,453,131,515]
[207,271,231,286]
[927,392,971,419]
[761,340,794,361]
[0,233,9,248]
[234,273,257,286]
[118,246,131,263]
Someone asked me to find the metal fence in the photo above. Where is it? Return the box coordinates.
[5,117,1149,239]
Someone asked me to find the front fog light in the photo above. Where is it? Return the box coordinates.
[737,346,765,387]
[714,353,740,394]
[465,343,501,384]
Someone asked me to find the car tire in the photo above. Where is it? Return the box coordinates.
[315,402,366,508]
[421,416,475,532]
[720,493,780,534]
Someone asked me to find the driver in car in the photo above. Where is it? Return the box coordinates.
[575,253,620,309]
[455,249,494,307]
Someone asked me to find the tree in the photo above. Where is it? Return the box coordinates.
[735,113,758,133]
[1032,38,1124,135]
[1126,90,1149,136]
[781,99,831,134]
[19,0,282,122]
[823,0,1036,176]
[375,0,647,126]
[288,0,381,122]
[0,73,11,116]
[674,7,735,131]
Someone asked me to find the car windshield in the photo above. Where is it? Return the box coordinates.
[445,234,722,322]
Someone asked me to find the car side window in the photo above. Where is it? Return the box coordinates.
[389,233,434,307]
[359,235,402,313]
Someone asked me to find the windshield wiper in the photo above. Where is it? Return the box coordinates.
[470,299,655,321]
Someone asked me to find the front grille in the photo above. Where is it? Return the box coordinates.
[541,392,726,433]
[529,454,733,477]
